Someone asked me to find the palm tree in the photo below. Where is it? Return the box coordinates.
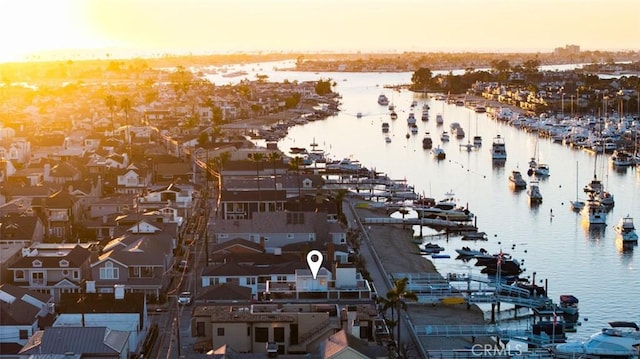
[267,151,283,211]
[288,156,305,210]
[120,97,132,145]
[248,152,264,213]
[105,94,116,132]
[385,277,417,355]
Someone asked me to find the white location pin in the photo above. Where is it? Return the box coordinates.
[306,250,323,279]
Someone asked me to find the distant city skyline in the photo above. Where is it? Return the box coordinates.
[1,0,639,62]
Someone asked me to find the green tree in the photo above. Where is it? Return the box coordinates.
[267,151,283,210]
[385,277,417,355]
[411,67,433,90]
[288,156,305,210]
[248,152,265,213]
[105,94,117,132]
[120,97,132,144]
[256,74,269,83]
[315,79,333,95]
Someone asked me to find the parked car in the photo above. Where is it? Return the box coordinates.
[177,291,192,305]
[176,260,189,272]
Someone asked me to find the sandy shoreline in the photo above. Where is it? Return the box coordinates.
[350,200,495,351]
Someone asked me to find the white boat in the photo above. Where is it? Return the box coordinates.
[528,139,550,177]
[377,93,389,106]
[326,158,362,172]
[421,108,429,121]
[581,195,607,225]
[534,163,550,177]
[455,247,488,257]
[381,122,389,133]
[410,124,419,134]
[527,180,543,202]
[440,131,450,142]
[390,110,398,120]
[508,170,527,189]
[614,215,639,243]
[422,132,433,149]
[473,135,482,146]
[385,136,392,143]
[430,145,446,160]
[571,161,586,212]
[407,112,417,125]
[611,150,635,167]
[490,134,507,160]
[435,113,444,125]
[553,321,640,359]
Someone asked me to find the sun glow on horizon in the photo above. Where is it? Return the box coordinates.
[1,0,638,63]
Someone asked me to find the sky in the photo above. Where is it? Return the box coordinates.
[1,0,638,62]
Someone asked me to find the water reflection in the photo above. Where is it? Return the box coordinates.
[584,223,607,241]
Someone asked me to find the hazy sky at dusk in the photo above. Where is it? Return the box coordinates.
[1,0,638,62]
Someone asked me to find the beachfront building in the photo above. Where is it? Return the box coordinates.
[191,303,380,355]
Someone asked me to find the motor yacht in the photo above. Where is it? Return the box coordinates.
[614,215,639,243]
[491,134,507,160]
[430,146,446,160]
[581,195,607,225]
[553,322,640,358]
[509,170,527,189]
[440,131,450,142]
[527,180,543,203]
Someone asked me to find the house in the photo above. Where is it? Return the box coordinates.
[19,326,129,359]
[0,213,46,245]
[115,164,152,194]
[212,211,346,252]
[55,289,149,354]
[87,194,138,219]
[320,329,387,359]
[7,244,93,302]
[0,283,54,353]
[137,183,196,217]
[192,303,379,355]
[44,189,81,241]
[46,161,83,184]
[90,226,176,300]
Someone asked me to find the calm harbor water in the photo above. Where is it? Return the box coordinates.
[206,61,640,341]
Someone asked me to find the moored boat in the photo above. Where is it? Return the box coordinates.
[553,322,640,358]
[490,134,507,160]
[509,170,527,189]
[430,145,446,160]
[614,215,639,243]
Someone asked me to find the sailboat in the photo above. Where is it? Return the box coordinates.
[473,113,482,146]
[585,139,615,207]
[528,137,550,177]
[570,161,585,211]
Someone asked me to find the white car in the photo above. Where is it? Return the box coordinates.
[177,291,192,305]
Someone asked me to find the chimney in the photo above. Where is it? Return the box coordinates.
[327,242,335,264]
[44,163,51,182]
[260,236,265,249]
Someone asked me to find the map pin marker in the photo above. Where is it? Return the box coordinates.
[306,250,323,279]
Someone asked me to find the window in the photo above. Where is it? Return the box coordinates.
[255,327,268,343]
[287,233,294,239]
[274,327,285,342]
[59,260,69,267]
[247,326,251,337]
[276,275,287,282]
[15,270,24,280]
[32,260,42,267]
[217,327,225,336]
[19,330,28,340]
[246,277,256,285]
[209,277,221,286]
[31,272,44,285]
[72,270,80,279]
[100,262,119,280]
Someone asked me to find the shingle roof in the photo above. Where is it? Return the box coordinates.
[9,245,91,269]
[19,327,128,355]
[196,283,252,301]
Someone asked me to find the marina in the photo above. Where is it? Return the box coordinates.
[205,61,639,346]
[254,63,640,343]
